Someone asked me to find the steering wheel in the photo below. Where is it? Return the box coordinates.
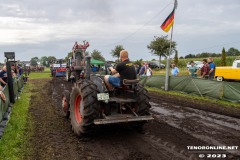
[105,63,113,75]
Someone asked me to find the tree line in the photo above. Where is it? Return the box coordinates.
[30,56,57,67]
[30,36,239,67]
[30,50,107,67]
[184,47,240,59]
[29,36,180,67]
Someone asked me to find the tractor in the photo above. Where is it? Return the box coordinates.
[62,41,153,136]
[65,41,89,82]
[50,59,66,77]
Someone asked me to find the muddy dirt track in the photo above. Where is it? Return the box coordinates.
[26,78,240,160]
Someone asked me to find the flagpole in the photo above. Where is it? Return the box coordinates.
[164,24,174,91]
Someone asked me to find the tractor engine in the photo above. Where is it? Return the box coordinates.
[66,41,89,82]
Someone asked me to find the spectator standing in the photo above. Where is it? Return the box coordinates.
[0,66,8,87]
[134,65,139,74]
[208,57,216,80]
[145,65,153,78]
[12,70,17,79]
[137,65,141,74]
[188,61,198,78]
[17,64,23,77]
[171,63,179,76]
[200,59,210,79]
[0,85,6,102]
[138,62,147,76]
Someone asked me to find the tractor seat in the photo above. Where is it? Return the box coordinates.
[123,79,139,85]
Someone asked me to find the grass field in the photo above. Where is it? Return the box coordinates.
[29,68,51,79]
[0,84,33,160]
[152,67,190,76]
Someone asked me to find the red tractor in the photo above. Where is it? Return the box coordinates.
[62,41,153,136]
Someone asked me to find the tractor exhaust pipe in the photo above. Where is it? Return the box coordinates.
[86,56,91,80]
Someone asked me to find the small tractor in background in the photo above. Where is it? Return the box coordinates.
[50,59,66,77]
[62,41,153,136]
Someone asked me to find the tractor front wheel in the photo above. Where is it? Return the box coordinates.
[70,79,100,136]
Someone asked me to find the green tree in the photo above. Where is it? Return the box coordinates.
[40,56,48,67]
[221,47,226,66]
[91,50,105,61]
[65,52,73,61]
[47,56,57,64]
[147,35,177,64]
[30,57,39,66]
[134,59,143,66]
[174,50,178,65]
[185,54,195,59]
[227,47,240,56]
[111,45,124,61]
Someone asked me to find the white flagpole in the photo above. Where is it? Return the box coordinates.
[164,0,177,91]
[164,25,174,91]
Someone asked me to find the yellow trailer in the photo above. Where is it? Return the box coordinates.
[215,58,240,81]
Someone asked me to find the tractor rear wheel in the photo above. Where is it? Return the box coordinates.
[62,90,70,118]
[132,84,151,129]
[70,79,100,136]
[135,84,151,115]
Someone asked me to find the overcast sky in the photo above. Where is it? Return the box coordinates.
[0,0,240,63]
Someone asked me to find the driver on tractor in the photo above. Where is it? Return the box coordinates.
[104,50,137,91]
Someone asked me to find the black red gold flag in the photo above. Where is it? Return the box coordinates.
[161,9,174,32]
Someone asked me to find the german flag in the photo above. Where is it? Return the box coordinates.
[161,9,175,32]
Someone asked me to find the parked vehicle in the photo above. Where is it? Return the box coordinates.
[148,61,165,69]
[187,61,204,69]
[215,58,240,81]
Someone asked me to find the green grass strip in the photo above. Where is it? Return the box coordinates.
[29,72,51,79]
[0,83,32,160]
[29,68,51,79]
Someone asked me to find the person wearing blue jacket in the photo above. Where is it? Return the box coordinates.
[208,57,216,80]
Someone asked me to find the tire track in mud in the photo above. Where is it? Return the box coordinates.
[27,79,93,160]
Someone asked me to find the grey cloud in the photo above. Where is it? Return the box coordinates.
[0,0,240,62]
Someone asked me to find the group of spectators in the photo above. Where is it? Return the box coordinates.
[172,57,216,80]
[0,64,24,102]
[187,57,215,80]
[137,62,153,78]
[135,57,216,80]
